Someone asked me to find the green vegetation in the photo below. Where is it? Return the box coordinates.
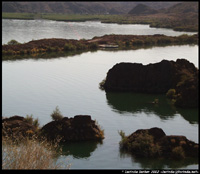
[50,106,64,121]
[64,43,76,51]
[119,130,161,157]
[2,12,36,20]
[25,114,40,129]
[99,78,106,90]
[7,39,21,45]
[41,13,112,22]
[172,146,185,159]
[166,89,176,99]
[2,38,99,60]
[2,33,198,61]
[2,12,117,22]
[118,130,194,159]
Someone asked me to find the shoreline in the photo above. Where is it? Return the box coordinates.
[2,34,198,60]
[2,13,198,32]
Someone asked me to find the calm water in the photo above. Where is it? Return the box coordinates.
[2,19,198,169]
[2,19,196,44]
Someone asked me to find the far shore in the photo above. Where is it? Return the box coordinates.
[2,34,198,60]
[2,13,198,32]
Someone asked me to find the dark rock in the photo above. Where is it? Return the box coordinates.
[40,115,104,142]
[2,115,37,139]
[126,127,166,145]
[120,127,198,159]
[102,59,198,108]
[175,78,198,107]
[148,127,166,141]
[103,60,175,93]
[72,115,92,127]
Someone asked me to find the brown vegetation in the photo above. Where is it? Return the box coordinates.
[119,127,198,159]
[2,114,104,169]
[2,136,70,169]
[2,34,198,60]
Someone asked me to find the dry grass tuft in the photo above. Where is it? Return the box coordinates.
[2,136,71,169]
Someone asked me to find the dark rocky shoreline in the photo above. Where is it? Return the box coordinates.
[2,116,198,160]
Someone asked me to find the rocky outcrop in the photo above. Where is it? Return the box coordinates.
[119,127,198,159]
[2,115,38,139]
[2,115,104,142]
[40,115,104,142]
[101,59,198,108]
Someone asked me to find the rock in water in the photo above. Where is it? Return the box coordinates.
[2,115,38,139]
[119,127,198,159]
[102,59,198,108]
[41,115,104,142]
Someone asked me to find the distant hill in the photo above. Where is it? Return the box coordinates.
[128,4,158,15]
[128,2,198,15]
[165,2,198,14]
[2,1,180,14]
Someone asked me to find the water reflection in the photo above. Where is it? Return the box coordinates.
[57,141,102,159]
[2,49,97,61]
[106,92,198,123]
[177,108,198,124]
[120,150,198,169]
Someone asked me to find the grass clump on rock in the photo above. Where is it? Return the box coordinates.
[50,106,64,121]
[119,130,161,158]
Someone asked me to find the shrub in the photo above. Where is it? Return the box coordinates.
[50,106,64,121]
[76,42,87,50]
[25,114,40,128]
[166,89,176,99]
[89,42,98,50]
[119,130,129,150]
[119,131,161,157]
[46,47,53,52]
[125,41,130,47]
[132,39,144,46]
[2,136,70,169]
[130,132,161,157]
[7,39,21,45]
[99,78,106,90]
[94,119,105,139]
[118,130,126,139]
[157,37,172,44]
[172,146,185,159]
[20,50,25,55]
[64,43,76,51]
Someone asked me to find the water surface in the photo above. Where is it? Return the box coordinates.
[2,45,198,169]
[2,19,196,44]
[2,19,198,169]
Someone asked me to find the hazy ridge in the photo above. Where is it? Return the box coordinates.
[2,1,181,14]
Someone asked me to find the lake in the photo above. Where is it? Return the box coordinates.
[2,19,197,44]
[2,19,198,169]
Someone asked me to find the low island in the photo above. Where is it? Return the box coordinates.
[100,59,198,108]
[2,34,198,60]
[2,115,104,142]
[119,127,198,159]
